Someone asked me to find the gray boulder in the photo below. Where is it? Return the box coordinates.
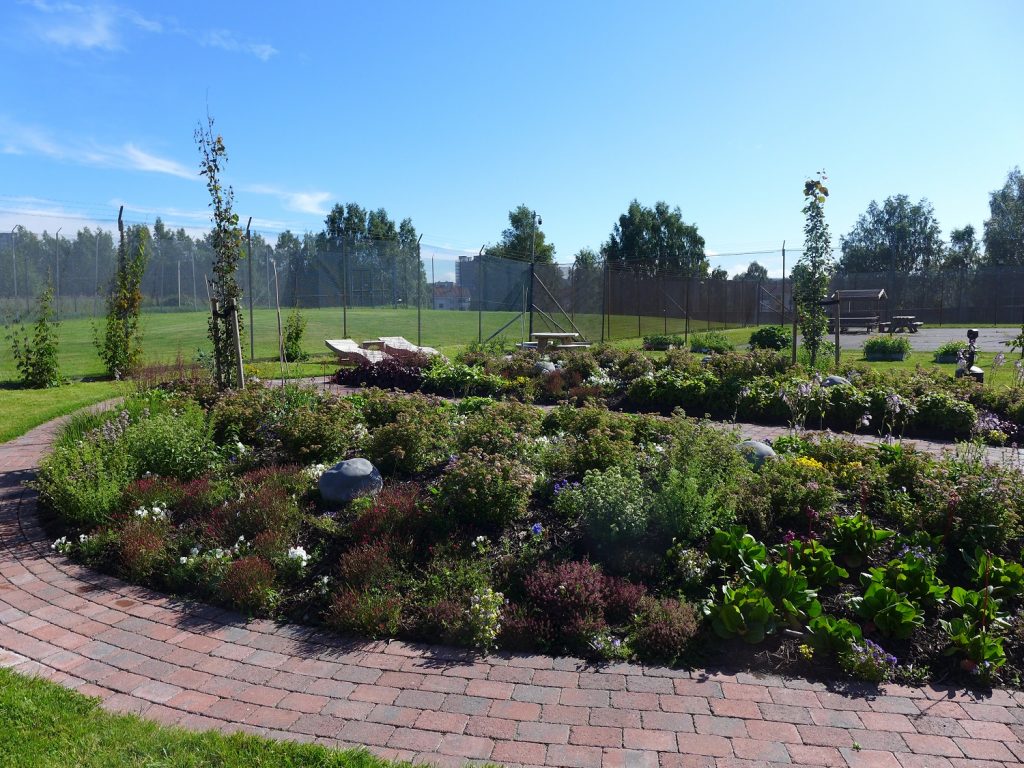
[822,375,851,388]
[533,360,557,375]
[736,440,776,468]
[319,458,382,505]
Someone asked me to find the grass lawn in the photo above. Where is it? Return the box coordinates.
[0,668,424,768]
[0,380,126,443]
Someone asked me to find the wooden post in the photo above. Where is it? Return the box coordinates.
[229,298,246,389]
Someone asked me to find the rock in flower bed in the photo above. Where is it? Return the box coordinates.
[36,382,1024,687]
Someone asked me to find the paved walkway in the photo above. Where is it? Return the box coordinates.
[3,412,1024,767]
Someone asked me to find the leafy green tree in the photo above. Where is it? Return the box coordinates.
[195,116,245,389]
[983,168,1024,266]
[573,247,600,269]
[944,225,981,271]
[793,173,835,367]
[602,200,706,276]
[709,266,729,280]
[733,261,768,281]
[838,195,944,275]
[486,205,555,262]
[7,277,60,388]
[96,221,148,378]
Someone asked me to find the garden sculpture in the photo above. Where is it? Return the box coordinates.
[955,328,984,383]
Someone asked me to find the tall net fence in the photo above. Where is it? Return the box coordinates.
[1,227,1023,360]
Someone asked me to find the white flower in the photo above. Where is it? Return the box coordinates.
[235,440,248,455]
[51,536,70,554]
[287,546,310,566]
[179,557,188,565]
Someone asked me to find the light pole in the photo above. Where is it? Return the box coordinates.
[527,211,541,338]
[10,227,17,305]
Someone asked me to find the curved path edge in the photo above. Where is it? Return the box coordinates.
[2,406,1024,768]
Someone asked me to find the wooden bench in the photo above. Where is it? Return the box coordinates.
[827,316,879,334]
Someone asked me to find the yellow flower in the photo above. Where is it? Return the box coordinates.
[794,456,825,472]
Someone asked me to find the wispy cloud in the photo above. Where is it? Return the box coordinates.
[22,2,275,60]
[242,184,332,216]
[25,1,161,51]
[0,117,194,180]
[200,30,277,62]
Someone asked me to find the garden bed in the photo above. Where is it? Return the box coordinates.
[36,382,1024,690]
[336,343,1024,443]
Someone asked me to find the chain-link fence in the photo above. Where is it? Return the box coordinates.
[2,227,1023,358]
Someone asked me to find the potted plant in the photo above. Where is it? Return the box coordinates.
[933,340,967,364]
[863,335,911,362]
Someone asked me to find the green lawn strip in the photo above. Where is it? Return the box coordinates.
[0,668,461,768]
[0,380,126,443]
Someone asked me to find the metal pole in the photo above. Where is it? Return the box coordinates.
[93,230,100,317]
[528,212,539,338]
[342,232,348,337]
[685,275,691,343]
[246,217,254,360]
[781,240,786,326]
[416,235,423,346]
[600,260,607,343]
[10,227,17,304]
[636,269,641,338]
[191,246,197,309]
[477,246,484,344]
[54,227,61,320]
[177,260,181,308]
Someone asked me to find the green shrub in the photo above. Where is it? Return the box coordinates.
[124,402,218,480]
[863,335,911,356]
[652,422,755,544]
[689,331,734,354]
[911,391,976,438]
[7,279,61,388]
[422,357,506,397]
[212,385,356,463]
[437,449,535,530]
[553,466,648,550]
[364,407,452,476]
[330,587,404,638]
[282,306,308,362]
[35,437,137,530]
[643,334,685,350]
[748,325,789,351]
[757,456,838,531]
[934,340,967,361]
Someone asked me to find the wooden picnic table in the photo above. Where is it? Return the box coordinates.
[887,316,922,334]
[531,332,579,354]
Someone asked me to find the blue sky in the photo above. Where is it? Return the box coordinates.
[1,0,1022,276]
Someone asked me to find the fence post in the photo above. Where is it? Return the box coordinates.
[417,235,423,346]
[636,269,641,338]
[600,261,607,343]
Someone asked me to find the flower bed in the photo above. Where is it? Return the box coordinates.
[335,343,1024,443]
[37,383,1024,687]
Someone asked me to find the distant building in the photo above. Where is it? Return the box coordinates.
[432,281,471,310]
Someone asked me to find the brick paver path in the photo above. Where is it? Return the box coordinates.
[3,408,1024,767]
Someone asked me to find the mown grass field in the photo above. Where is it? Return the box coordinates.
[0,668,426,768]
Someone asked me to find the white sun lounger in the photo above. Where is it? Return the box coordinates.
[325,339,389,365]
[378,336,442,359]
